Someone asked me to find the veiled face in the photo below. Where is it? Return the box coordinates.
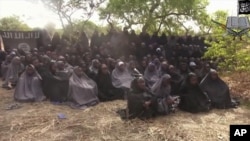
[169,65,175,73]
[26,66,35,75]
[142,61,147,68]
[93,60,100,68]
[148,64,155,72]
[118,64,125,72]
[137,78,146,90]
[162,77,171,86]
[129,61,135,69]
[13,57,21,65]
[101,64,109,74]
[74,67,83,77]
[205,64,210,71]
[161,62,168,71]
[189,76,198,85]
[32,59,40,68]
[210,72,218,80]
[57,61,65,70]
[154,59,160,66]
[50,63,57,73]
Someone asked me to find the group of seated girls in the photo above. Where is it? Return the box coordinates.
[2,52,238,120]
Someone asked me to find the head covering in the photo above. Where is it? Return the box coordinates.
[210,69,217,73]
[68,67,99,109]
[14,65,45,102]
[4,57,24,85]
[200,69,233,108]
[118,61,125,66]
[189,62,196,67]
[151,74,171,98]
[130,76,145,93]
[89,59,99,74]
[111,63,133,89]
[144,63,160,88]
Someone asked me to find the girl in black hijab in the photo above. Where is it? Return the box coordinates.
[127,77,157,119]
[179,73,211,113]
[200,69,238,109]
[96,64,124,101]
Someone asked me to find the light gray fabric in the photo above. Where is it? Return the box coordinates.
[67,71,99,109]
[4,57,24,85]
[111,65,133,89]
[151,74,171,98]
[151,74,172,115]
[14,68,45,102]
[89,59,99,75]
[144,63,160,88]
[1,61,10,80]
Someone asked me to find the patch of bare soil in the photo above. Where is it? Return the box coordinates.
[0,74,249,141]
[223,72,250,101]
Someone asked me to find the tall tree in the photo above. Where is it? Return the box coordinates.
[99,0,209,34]
[42,0,106,30]
[0,16,31,31]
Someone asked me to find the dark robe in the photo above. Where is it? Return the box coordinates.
[127,79,157,119]
[200,72,236,109]
[37,65,69,102]
[169,71,183,96]
[179,75,211,113]
[96,71,124,101]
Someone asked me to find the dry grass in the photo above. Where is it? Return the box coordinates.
[0,73,250,141]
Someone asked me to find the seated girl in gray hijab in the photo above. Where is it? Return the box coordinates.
[151,74,179,115]
[111,61,133,89]
[88,59,100,80]
[14,64,46,102]
[144,62,160,88]
[67,66,99,109]
[2,56,24,89]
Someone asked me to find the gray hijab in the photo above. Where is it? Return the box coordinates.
[14,65,45,102]
[89,59,99,75]
[4,57,24,85]
[111,61,133,88]
[151,74,171,98]
[144,62,160,88]
[67,67,99,109]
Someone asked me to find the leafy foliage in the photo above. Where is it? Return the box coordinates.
[204,11,250,71]
[42,0,106,29]
[0,16,31,31]
[99,0,209,34]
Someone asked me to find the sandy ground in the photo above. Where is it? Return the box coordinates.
[0,73,250,141]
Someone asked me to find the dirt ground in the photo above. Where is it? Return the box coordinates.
[0,73,250,141]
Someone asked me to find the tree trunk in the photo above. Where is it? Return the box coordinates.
[58,12,65,30]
